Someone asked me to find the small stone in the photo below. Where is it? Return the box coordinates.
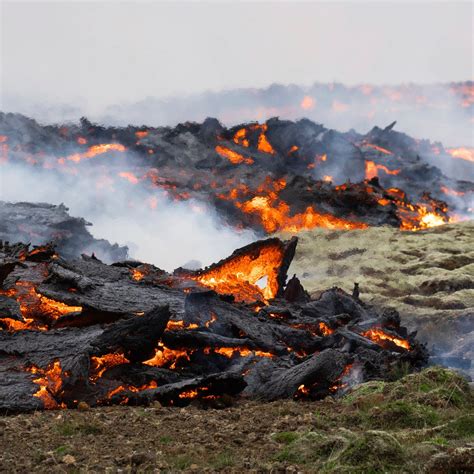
[77,401,90,411]
[62,454,76,465]
[190,464,199,470]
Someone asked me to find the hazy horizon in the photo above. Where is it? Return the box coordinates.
[1,1,472,115]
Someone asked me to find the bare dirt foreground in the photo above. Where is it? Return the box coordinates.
[1,367,473,473]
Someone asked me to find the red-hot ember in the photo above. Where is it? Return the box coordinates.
[25,361,64,409]
[215,145,254,165]
[446,147,474,163]
[362,328,410,350]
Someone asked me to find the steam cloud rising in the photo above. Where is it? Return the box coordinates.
[0,157,256,271]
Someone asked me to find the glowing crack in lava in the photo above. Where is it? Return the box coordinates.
[218,178,367,233]
[1,281,82,327]
[215,145,254,165]
[362,328,410,350]
[446,147,474,163]
[25,360,65,409]
[59,143,126,164]
[190,240,289,303]
[365,161,401,180]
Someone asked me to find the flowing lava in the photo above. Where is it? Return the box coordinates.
[61,143,126,163]
[365,161,401,180]
[257,126,275,154]
[0,281,82,327]
[362,328,410,350]
[25,360,64,409]
[215,145,254,165]
[218,177,368,234]
[441,186,465,197]
[233,128,249,147]
[144,345,191,369]
[238,196,368,233]
[191,241,286,303]
[361,142,393,155]
[90,353,130,382]
[300,96,315,110]
[446,147,474,163]
[204,347,273,358]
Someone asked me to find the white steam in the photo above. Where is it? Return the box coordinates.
[0,158,256,271]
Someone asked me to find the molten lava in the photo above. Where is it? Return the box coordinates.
[63,143,126,163]
[144,345,191,369]
[90,353,130,382]
[1,281,82,326]
[233,128,249,147]
[362,328,410,350]
[362,143,393,155]
[215,145,254,165]
[300,96,315,110]
[365,161,401,180]
[192,241,286,303]
[446,147,474,163]
[26,360,64,409]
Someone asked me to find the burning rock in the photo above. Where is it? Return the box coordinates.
[1,113,471,239]
[0,236,428,413]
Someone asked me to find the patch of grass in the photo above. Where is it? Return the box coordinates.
[272,431,300,444]
[273,446,305,464]
[368,400,440,429]
[210,451,235,469]
[429,436,449,446]
[55,420,102,436]
[171,454,194,470]
[158,435,172,444]
[338,430,406,471]
[438,415,474,439]
[54,445,71,455]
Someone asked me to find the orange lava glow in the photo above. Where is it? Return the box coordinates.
[0,317,46,331]
[288,145,299,155]
[135,130,149,139]
[65,143,126,163]
[26,360,64,409]
[143,345,191,370]
[204,347,273,358]
[215,145,254,165]
[130,268,146,281]
[257,127,276,155]
[319,322,334,336]
[118,171,140,184]
[238,195,367,234]
[440,186,465,197]
[363,143,393,155]
[1,281,82,326]
[362,328,410,350]
[233,128,249,147]
[300,96,315,110]
[446,147,474,163]
[90,353,130,382]
[365,161,401,180]
[178,389,199,399]
[166,320,199,330]
[399,205,448,231]
[192,241,286,303]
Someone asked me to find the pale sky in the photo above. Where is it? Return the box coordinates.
[1,1,473,111]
